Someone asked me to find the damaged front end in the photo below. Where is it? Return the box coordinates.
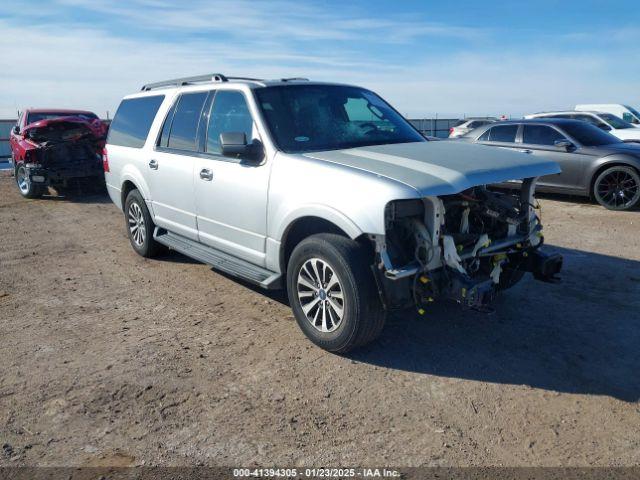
[20,118,105,188]
[373,178,563,313]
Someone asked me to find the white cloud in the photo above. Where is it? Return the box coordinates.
[0,1,639,120]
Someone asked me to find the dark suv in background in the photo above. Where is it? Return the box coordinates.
[459,118,640,210]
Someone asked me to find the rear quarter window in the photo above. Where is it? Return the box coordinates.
[479,124,518,143]
[108,95,165,148]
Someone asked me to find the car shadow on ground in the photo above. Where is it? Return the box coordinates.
[41,182,112,204]
[204,243,640,401]
[350,245,640,402]
[536,191,594,206]
[88,192,637,402]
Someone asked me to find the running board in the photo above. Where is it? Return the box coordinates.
[154,228,282,289]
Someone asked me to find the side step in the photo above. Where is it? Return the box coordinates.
[154,228,282,289]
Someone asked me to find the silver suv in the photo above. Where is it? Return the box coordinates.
[105,73,563,352]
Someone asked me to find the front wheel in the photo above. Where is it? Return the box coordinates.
[124,189,162,258]
[593,166,640,211]
[286,233,386,353]
[15,165,45,199]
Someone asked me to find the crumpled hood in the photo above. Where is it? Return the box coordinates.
[304,141,561,196]
[23,116,106,142]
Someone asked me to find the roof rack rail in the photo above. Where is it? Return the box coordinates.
[140,73,264,91]
[280,77,309,82]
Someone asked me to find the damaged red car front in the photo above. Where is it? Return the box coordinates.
[9,109,107,198]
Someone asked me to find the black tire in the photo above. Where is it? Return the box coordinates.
[15,165,45,199]
[286,233,386,353]
[124,189,162,258]
[593,166,640,211]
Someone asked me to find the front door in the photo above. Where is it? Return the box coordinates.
[520,124,589,192]
[194,89,270,266]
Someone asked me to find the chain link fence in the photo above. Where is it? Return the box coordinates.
[408,118,461,138]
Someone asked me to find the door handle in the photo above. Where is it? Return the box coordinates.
[200,168,213,181]
[518,149,532,154]
[148,159,159,169]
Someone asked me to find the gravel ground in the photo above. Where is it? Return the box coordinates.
[0,171,639,468]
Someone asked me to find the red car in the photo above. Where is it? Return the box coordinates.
[9,109,108,198]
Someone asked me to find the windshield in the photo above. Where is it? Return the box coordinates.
[625,105,640,120]
[254,85,425,153]
[562,121,622,146]
[599,113,634,129]
[27,112,98,124]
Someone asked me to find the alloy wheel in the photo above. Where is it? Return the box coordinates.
[296,258,345,333]
[128,202,146,247]
[596,169,640,209]
[16,166,29,194]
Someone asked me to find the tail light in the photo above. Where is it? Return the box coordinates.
[449,128,454,135]
[102,147,110,172]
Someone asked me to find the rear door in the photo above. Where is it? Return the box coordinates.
[520,124,588,191]
[476,123,520,149]
[476,124,524,188]
[149,91,209,240]
[193,89,270,266]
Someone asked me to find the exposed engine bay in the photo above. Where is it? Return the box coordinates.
[374,178,563,312]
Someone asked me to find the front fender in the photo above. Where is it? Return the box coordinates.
[585,154,640,187]
[274,204,363,242]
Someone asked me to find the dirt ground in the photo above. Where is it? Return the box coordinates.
[0,170,639,468]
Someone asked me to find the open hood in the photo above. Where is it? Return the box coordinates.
[304,141,561,196]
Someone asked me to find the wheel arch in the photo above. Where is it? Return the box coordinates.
[120,180,138,211]
[119,167,153,213]
[279,215,369,275]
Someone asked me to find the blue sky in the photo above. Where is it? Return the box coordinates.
[1,0,639,119]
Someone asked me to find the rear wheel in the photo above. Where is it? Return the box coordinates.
[124,189,162,258]
[286,233,385,353]
[15,165,45,199]
[593,166,640,211]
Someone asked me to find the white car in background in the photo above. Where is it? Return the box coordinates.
[448,118,496,138]
[575,104,640,126]
[525,111,640,142]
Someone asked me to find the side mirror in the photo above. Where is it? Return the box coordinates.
[220,132,263,162]
[11,125,19,135]
[554,139,574,151]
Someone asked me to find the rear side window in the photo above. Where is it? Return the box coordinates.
[479,124,518,143]
[166,92,208,151]
[522,125,566,146]
[108,95,164,148]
